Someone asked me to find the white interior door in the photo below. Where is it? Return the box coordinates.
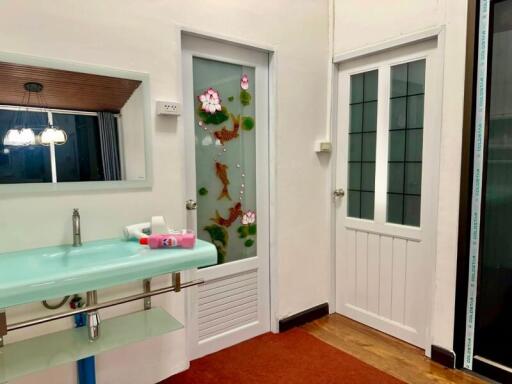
[182,34,270,359]
[334,38,442,349]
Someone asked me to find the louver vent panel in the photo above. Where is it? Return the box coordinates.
[198,269,258,341]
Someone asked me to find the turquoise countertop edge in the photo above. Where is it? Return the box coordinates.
[0,238,217,309]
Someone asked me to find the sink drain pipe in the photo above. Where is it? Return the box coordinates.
[71,296,96,384]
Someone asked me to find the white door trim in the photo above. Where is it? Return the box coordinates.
[329,32,445,355]
[332,26,444,64]
[178,29,279,362]
[181,35,269,358]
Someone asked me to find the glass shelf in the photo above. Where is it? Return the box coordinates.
[0,307,182,382]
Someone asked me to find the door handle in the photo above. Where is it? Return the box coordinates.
[186,199,197,210]
[333,188,345,199]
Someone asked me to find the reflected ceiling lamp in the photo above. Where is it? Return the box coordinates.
[33,82,67,146]
[2,82,67,146]
[3,128,36,146]
[2,82,41,146]
[40,126,67,145]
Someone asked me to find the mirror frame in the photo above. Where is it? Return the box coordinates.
[0,51,153,195]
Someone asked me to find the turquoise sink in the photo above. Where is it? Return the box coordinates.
[0,238,217,309]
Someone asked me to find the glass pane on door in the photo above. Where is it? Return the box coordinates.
[347,70,378,220]
[476,0,512,368]
[386,60,425,227]
[192,57,257,265]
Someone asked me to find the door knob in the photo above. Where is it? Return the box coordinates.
[186,199,197,210]
[333,188,345,199]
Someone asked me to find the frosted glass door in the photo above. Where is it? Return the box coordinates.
[192,57,257,265]
[184,33,270,360]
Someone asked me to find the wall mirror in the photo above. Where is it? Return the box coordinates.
[0,53,151,193]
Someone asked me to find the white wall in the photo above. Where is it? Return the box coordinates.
[333,0,469,351]
[0,1,330,383]
[120,85,146,180]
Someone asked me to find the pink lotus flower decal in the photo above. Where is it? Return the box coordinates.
[241,210,256,225]
[240,74,249,90]
[198,87,222,114]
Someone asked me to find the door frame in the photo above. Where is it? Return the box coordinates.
[453,1,512,380]
[453,0,478,371]
[329,27,446,355]
[177,28,279,361]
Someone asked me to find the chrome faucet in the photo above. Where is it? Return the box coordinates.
[72,208,82,247]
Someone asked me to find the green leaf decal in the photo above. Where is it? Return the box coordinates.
[198,106,229,125]
[240,90,252,106]
[244,239,254,247]
[204,224,228,247]
[204,224,228,264]
[228,96,234,102]
[237,225,249,239]
[248,224,257,235]
[198,187,208,196]
[216,246,226,264]
[241,116,255,131]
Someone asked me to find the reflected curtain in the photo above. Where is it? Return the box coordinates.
[97,112,121,181]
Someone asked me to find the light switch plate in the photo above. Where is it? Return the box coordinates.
[156,101,181,116]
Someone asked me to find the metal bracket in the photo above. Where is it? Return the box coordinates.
[143,279,151,310]
[86,291,100,342]
[172,272,181,293]
[0,310,6,347]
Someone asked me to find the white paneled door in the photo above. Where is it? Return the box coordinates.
[334,38,443,349]
[182,34,270,359]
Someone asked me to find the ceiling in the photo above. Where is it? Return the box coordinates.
[0,61,142,113]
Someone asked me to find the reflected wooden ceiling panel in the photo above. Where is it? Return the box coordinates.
[0,62,142,113]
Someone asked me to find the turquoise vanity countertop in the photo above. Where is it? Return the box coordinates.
[0,239,217,309]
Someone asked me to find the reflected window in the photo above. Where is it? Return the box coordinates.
[0,110,51,184]
[53,113,107,182]
[0,108,121,184]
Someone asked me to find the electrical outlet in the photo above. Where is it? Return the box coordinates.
[315,140,332,153]
[156,101,181,116]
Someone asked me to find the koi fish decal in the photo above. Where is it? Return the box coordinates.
[215,161,231,201]
[211,202,243,227]
[214,114,240,145]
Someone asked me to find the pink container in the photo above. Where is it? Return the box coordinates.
[140,232,196,249]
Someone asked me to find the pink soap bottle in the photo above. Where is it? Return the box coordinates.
[140,232,196,249]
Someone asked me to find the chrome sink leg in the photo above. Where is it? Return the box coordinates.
[86,291,100,341]
[0,310,6,347]
[143,279,151,310]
